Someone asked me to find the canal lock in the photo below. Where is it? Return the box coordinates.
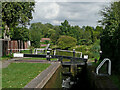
[61,63,91,89]
[44,50,91,89]
[43,64,91,89]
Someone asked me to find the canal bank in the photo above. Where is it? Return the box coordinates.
[24,62,61,88]
[87,65,119,90]
[22,60,119,89]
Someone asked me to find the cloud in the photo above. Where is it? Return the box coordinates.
[30,2,109,27]
[43,3,60,19]
[32,2,59,20]
[52,20,61,25]
[35,0,113,2]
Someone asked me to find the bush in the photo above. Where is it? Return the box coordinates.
[74,40,100,59]
[57,35,77,49]
[77,39,93,45]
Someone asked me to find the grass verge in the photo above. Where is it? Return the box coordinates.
[110,75,120,89]
[22,57,58,61]
[2,62,50,88]
[1,55,13,61]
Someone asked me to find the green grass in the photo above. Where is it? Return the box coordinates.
[1,57,10,61]
[2,62,50,88]
[1,55,13,61]
[92,60,120,89]
[22,57,58,61]
[22,57,46,60]
[20,50,33,54]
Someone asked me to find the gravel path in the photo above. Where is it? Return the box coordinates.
[1,58,22,68]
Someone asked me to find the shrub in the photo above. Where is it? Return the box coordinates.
[57,35,77,49]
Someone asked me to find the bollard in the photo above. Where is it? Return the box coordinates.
[84,55,88,64]
[70,49,77,77]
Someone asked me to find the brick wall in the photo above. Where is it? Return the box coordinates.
[2,40,28,56]
[8,40,18,53]
[24,42,28,49]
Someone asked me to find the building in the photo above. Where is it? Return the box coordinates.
[40,38,51,48]
[40,38,51,42]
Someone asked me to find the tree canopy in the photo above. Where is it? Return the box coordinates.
[57,35,77,49]
[99,1,120,72]
[29,20,102,48]
[2,2,35,41]
[2,2,35,28]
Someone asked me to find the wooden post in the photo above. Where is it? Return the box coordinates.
[70,49,77,76]
[72,49,75,63]
[71,64,77,77]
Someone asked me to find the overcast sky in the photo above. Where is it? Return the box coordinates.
[30,1,110,27]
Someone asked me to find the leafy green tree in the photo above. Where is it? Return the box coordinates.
[2,2,35,28]
[59,20,71,35]
[29,22,61,47]
[10,27,30,41]
[93,26,103,42]
[99,1,120,72]
[70,26,82,41]
[51,26,61,44]
[47,29,56,38]
[57,35,77,49]
[2,2,35,41]
[29,23,42,48]
[81,26,94,45]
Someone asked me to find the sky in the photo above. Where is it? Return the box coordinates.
[30,1,111,27]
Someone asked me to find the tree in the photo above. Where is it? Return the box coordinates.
[94,26,103,40]
[47,29,56,38]
[99,1,120,72]
[59,20,71,35]
[10,27,30,41]
[29,23,42,48]
[2,2,35,28]
[57,36,77,49]
[2,2,35,40]
[81,26,94,45]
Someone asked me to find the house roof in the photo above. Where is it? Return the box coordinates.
[40,38,50,42]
